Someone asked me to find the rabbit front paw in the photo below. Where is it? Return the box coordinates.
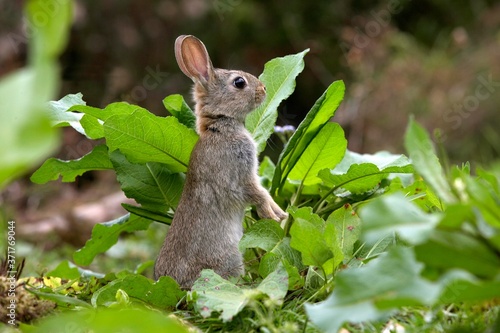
[258,201,288,222]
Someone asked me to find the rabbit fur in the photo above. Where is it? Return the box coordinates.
[154,35,287,288]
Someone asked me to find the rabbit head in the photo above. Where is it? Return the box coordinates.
[175,35,266,125]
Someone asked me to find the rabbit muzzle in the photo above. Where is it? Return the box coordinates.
[255,83,266,106]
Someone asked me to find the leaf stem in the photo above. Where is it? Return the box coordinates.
[284,180,305,236]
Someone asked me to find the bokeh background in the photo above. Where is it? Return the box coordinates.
[1,0,499,269]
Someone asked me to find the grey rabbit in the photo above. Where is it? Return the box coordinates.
[154,35,288,288]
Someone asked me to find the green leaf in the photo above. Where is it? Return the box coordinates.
[46,260,81,280]
[239,219,284,252]
[246,49,309,153]
[415,230,500,279]
[288,122,346,186]
[32,307,190,333]
[272,81,345,194]
[70,102,141,121]
[80,114,105,139]
[281,258,304,290]
[46,93,87,134]
[91,275,185,309]
[26,0,73,63]
[320,164,384,194]
[258,238,303,279]
[67,102,152,140]
[289,207,338,269]
[27,289,93,309]
[0,69,59,188]
[305,247,441,333]
[121,204,173,224]
[438,203,473,228]
[104,109,198,173]
[239,220,303,285]
[110,150,184,213]
[0,0,73,188]
[332,150,414,174]
[31,144,112,184]
[438,272,500,303]
[360,193,441,245]
[404,118,456,204]
[327,204,361,260]
[259,156,276,189]
[191,265,288,321]
[255,263,288,301]
[319,151,414,194]
[73,214,151,266]
[69,102,151,140]
[191,270,247,322]
[463,172,500,228]
[163,94,196,130]
[47,92,105,140]
[349,235,396,268]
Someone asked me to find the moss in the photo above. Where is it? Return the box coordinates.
[0,276,56,326]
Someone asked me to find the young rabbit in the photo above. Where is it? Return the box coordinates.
[154,35,288,288]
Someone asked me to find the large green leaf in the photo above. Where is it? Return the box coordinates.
[91,275,185,309]
[121,203,173,224]
[360,193,441,245]
[70,102,141,121]
[46,260,81,280]
[33,307,190,333]
[331,150,413,174]
[46,93,87,135]
[438,272,500,303]
[246,49,309,153]
[239,219,284,252]
[73,214,151,266]
[272,81,345,194]
[0,69,59,187]
[239,219,303,286]
[47,93,103,139]
[288,122,346,186]
[27,289,93,309]
[464,171,500,228]
[31,144,112,183]
[0,0,73,188]
[163,94,196,130]
[327,204,361,260]
[26,0,73,63]
[190,265,288,322]
[319,151,414,194]
[415,230,500,279]
[289,207,343,272]
[305,247,441,333]
[68,102,154,140]
[259,156,276,189]
[110,150,184,213]
[404,118,456,204]
[104,109,198,173]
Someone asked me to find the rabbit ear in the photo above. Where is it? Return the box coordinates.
[175,35,214,83]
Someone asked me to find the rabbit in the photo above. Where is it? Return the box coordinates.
[154,35,288,288]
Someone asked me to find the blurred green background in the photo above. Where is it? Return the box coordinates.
[2,0,499,161]
[1,0,499,264]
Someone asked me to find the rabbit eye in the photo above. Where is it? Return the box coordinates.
[233,77,246,89]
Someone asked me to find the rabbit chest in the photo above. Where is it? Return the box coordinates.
[189,123,257,205]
